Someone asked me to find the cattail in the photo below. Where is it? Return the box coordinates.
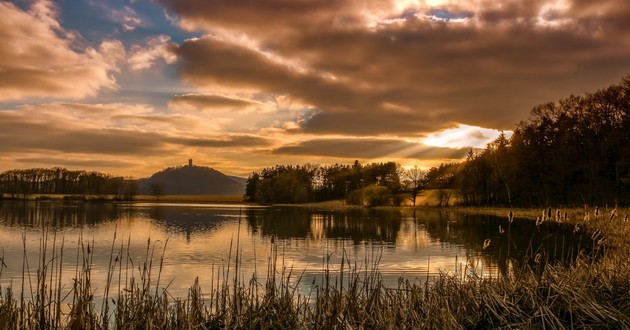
[595,206,599,217]
[499,225,505,234]
[508,211,514,223]
[563,211,568,221]
[556,209,561,222]
[483,239,491,250]
[547,207,552,220]
[541,210,546,222]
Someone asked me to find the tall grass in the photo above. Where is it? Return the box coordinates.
[1,207,630,328]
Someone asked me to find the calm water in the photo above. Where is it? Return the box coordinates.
[0,201,592,300]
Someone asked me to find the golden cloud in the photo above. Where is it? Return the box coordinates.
[0,0,125,101]
[163,0,630,137]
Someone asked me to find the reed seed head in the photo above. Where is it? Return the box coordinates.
[483,239,491,250]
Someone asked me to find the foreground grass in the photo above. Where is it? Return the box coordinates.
[1,208,630,329]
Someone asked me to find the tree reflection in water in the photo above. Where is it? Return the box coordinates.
[0,201,595,281]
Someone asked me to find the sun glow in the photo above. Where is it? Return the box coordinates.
[422,124,512,149]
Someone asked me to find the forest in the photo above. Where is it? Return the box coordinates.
[245,76,630,207]
[0,167,137,200]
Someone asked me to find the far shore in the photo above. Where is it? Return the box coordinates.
[274,201,625,222]
[0,193,245,204]
[2,193,624,223]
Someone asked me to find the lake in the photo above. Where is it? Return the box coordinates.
[0,201,592,301]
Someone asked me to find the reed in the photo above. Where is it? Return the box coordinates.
[1,207,630,329]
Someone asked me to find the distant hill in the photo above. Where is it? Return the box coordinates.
[138,163,246,195]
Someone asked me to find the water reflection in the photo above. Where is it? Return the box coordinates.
[246,208,402,243]
[0,201,595,300]
[415,211,594,276]
[0,201,131,228]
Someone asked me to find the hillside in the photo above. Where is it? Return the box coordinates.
[139,162,245,195]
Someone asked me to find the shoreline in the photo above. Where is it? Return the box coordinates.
[3,194,625,222]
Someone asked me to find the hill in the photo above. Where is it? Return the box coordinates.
[139,161,246,195]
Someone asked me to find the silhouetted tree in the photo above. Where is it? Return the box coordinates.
[0,167,134,199]
[149,182,166,201]
[402,165,426,206]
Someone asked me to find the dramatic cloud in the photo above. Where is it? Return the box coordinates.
[0,0,125,101]
[423,124,512,148]
[274,138,469,160]
[164,0,630,136]
[0,111,165,155]
[0,103,274,176]
[2,0,629,176]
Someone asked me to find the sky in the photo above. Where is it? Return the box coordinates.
[1,0,629,178]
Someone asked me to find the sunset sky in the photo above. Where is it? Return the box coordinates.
[1,0,629,178]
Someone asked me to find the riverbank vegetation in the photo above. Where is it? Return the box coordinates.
[1,207,630,328]
[245,76,630,207]
[0,168,137,201]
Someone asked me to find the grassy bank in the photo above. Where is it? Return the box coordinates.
[1,208,630,329]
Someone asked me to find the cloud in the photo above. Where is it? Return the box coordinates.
[110,5,144,31]
[127,35,177,70]
[162,0,630,137]
[167,91,314,135]
[169,94,259,110]
[174,36,441,135]
[167,135,271,148]
[15,157,138,169]
[0,111,165,156]
[422,124,512,148]
[0,102,273,155]
[0,102,278,176]
[273,138,469,160]
[0,0,125,101]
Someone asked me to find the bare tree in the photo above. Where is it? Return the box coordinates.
[149,182,165,201]
[403,165,426,206]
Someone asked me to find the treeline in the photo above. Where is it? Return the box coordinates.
[459,76,630,206]
[246,76,630,207]
[0,168,137,200]
[244,160,458,206]
[245,161,422,206]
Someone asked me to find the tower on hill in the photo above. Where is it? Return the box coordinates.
[188,159,193,167]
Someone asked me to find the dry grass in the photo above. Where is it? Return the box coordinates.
[2,207,630,329]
